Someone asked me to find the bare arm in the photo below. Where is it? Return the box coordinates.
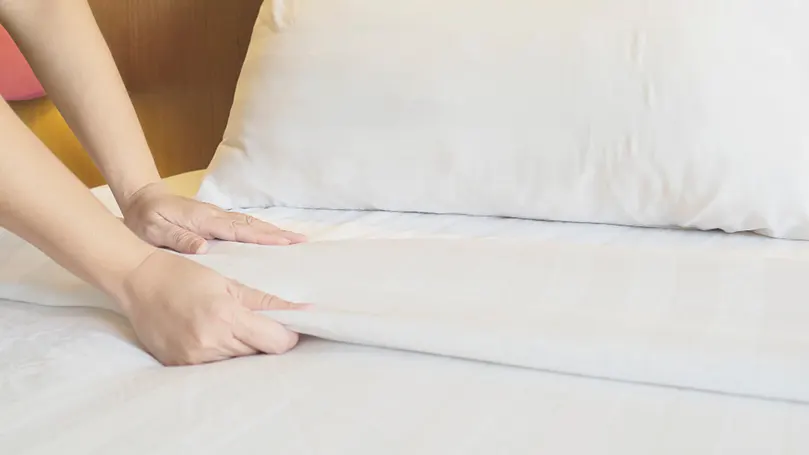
[0,0,161,208]
[0,0,304,366]
[0,98,301,364]
[0,0,306,254]
[0,98,155,305]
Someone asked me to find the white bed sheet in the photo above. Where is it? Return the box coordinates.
[2,172,809,454]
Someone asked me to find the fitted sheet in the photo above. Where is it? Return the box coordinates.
[2,171,809,454]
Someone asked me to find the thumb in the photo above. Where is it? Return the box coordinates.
[163,225,209,254]
[235,284,302,312]
[231,284,304,354]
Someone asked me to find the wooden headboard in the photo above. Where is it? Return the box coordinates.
[11,0,263,187]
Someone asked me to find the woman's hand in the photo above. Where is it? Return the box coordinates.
[119,249,305,366]
[2,97,306,367]
[0,0,306,367]
[122,182,306,254]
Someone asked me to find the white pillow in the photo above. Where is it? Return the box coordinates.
[198,0,809,240]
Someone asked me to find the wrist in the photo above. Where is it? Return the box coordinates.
[97,241,158,315]
[107,167,163,214]
[119,179,168,215]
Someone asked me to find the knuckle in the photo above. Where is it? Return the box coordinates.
[171,229,188,244]
[190,325,220,351]
[225,279,242,300]
[265,293,291,310]
[171,231,200,250]
[228,219,240,235]
[259,293,278,309]
[187,322,213,350]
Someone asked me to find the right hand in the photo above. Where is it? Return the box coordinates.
[117,249,305,366]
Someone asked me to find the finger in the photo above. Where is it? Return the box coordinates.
[232,308,300,355]
[201,213,307,246]
[224,336,260,358]
[161,225,209,254]
[231,213,307,243]
[224,214,307,244]
[235,283,306,312]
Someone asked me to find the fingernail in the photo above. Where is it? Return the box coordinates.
[195,242,209,254]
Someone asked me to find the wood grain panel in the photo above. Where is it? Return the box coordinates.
[11,0,262,187]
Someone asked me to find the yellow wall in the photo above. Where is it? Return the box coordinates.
[8,0,262,189]
[11,98,106,187]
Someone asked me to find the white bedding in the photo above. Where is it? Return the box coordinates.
[2,172,809,454]
[201,0,809,241]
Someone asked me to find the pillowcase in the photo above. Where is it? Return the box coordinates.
[197,0,809,240]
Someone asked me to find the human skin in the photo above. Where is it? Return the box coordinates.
[0,0,307,366]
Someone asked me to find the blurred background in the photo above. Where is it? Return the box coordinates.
[6,0,262,187]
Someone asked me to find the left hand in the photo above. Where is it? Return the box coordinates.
[121,182,306,254]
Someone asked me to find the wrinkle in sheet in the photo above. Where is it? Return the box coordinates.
[3,234,809,405]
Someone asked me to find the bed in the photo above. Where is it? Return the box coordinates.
[5,1,809,453]
[2,169,809,454]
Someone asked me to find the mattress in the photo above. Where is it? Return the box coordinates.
[2,170,809,454]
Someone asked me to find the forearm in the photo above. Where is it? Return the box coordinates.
[0,0,161,207]
[0,98,155,306]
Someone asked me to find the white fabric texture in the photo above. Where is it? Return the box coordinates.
[6,235,809,404]
[3,175,809,453]
[199,0,809,240]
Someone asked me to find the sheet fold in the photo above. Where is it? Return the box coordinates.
[2,235,809,404]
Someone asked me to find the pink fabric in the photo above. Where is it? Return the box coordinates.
[0,26,44,101]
